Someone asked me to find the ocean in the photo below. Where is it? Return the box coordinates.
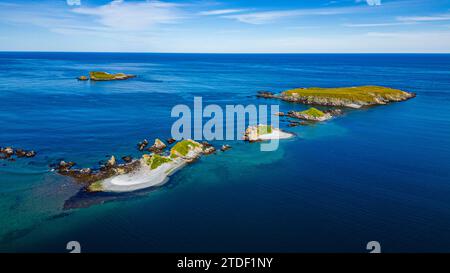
[0,52,449,252]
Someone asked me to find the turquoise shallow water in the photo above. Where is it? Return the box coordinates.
[0,53,449,252]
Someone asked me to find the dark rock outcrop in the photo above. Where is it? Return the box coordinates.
[256,91,278,99]
[201,141,216,155]
[56,159,140,184]
[220,144,232,152]
[122,156,133,163]
[137,139,149,151]
[1,147,36,160]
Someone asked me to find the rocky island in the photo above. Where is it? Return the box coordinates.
[244,125,294,142]
[258,85,415,108]
[77,71,136,81]
[287,107,332,122]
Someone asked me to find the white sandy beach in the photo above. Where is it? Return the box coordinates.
[258,128,294,140]
[101,159,186,192]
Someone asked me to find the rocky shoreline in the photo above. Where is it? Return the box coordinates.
[54,139,219,193]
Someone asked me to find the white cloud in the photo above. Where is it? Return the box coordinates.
[199,9,246,16]
[343,22,413,27]
[357,0,381,6]
[397,14,450,22]
[366,31,398,37]
[72,0,183,31]
[366,0,381,6]
[223,7,360,24]
[66,0,81,6]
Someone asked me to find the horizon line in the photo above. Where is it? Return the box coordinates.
[1,51,450,54]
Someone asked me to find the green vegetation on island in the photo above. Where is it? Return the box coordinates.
[87,71,136,81]
[88,181,104,192]
[269,85,416,108]
[298,107,325,118]
[147,154,172,170]
[288,107,332,122]
[170,140,201,158]
[257,124,273,135]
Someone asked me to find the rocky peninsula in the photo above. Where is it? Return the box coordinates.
[57,139,215,193]
[258,85,415,108]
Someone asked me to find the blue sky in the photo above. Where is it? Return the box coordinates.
[0,0,449,52]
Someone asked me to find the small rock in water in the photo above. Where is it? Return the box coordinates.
[203,146,216,155]
[1,147,14,157]
[77,76,88,81]
[167,138,176,145]
[151,138,167,150]
[137,139,149,151]
[15,149,27,158]
[256,91,276,99]
[25,150,36,158]
[220,144,232,152]
[202,141,213,147]
[201,141,216,154]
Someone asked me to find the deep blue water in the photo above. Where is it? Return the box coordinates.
[0,53,449,252]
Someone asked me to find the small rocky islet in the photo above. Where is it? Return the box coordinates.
[78,71,136,81]
[0,147,36,161]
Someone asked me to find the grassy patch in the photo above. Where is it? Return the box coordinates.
[89,71,127,80]
[257,125,273,135]
[299,107,325,118]
[88,181,103,192]
[170,140,201,158]
[282,86,408,103]
[148,154,172,170]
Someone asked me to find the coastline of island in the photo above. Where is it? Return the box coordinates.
[257,85,416,108]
